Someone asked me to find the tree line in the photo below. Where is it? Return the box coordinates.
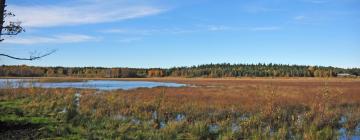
[0,63,359,78]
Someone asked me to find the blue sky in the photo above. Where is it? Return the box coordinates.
[1,0,359,68]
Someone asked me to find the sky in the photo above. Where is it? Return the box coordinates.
[1,0,359,68]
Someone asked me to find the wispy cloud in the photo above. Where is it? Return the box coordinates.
[118,37,142,43]
[304,0,329,4]
[7,1,166,28]
[101,28,199,35]
[206,25,232,31]
[3,34,97,45]
[205,25,282,32]
[250,26,281,31]
[102,29,159,35]
[241,3,283,14]
[294,15,307,21]
[292,15,322,25]
[102,25,281,36]
[243,6,281,13]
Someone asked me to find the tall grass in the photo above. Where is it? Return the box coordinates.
[0,79,360,139]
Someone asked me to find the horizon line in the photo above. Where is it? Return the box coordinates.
[2,62,359,69]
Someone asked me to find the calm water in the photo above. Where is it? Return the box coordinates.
[0,79,186,90]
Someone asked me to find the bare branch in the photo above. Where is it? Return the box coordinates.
[0,0,56,61]
[1,21,24,36]
[0,49,57,60]
[1,0,25,40]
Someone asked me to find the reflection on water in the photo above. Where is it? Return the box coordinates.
[208,124,220,134]
[0,79,186,90]
[338,116,360,140]
[176,114,186,121]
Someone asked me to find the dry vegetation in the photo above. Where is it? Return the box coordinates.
[1,78,360,139]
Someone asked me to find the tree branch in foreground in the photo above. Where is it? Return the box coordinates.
[0,49,57,61]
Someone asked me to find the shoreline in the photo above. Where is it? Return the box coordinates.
[1,76,359,84]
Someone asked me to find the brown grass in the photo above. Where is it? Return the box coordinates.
[1,77,360,139]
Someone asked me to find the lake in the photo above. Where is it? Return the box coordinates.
[0,79,186,90]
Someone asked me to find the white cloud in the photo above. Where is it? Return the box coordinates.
[118,37,142,43]
[102,29,129,34]
[101,28,198,35]
[206,25,231,31]
[7,1,166,28]
[241,4,282,13]
[3,34,97,45]
[294,15,307,20]
[101,28,158,35]
[101,25,281,36]
[205,25,281,32]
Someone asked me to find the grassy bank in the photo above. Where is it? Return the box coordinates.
[1,79,360,139]
[36,78,87,83]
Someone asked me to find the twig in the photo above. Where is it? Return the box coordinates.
[0,49,56,60]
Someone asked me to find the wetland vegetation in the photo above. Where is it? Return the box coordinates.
[1,78,359,139]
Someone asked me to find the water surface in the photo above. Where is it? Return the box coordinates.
[0,79,186,90]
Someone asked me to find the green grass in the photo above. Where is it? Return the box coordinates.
[0,96,152,139]
[0,99,66,139]
[0,114,51,124]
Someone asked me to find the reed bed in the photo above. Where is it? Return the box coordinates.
[0,78,359,139]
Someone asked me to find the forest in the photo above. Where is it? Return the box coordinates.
[1,63,359,78]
